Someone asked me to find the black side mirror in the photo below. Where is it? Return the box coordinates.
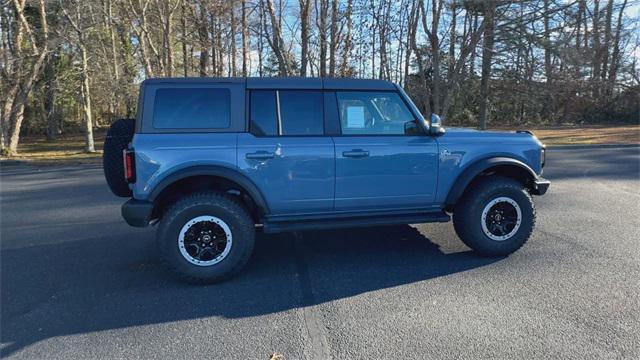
[430,113,445,136]
[404,120,423,135]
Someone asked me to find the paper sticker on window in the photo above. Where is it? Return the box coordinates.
[346,106,365,128]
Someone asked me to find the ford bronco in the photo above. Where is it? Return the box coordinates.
[103,77,549,283]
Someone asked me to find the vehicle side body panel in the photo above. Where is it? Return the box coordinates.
[435,129,544,204]
[333,135,439,210]
[131,133,239,200]
[237,134,335,214]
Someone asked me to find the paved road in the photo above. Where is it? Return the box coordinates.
[1,147,639,359]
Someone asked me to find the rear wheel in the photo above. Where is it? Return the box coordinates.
[157,192,255,283]
[453,176,535,257]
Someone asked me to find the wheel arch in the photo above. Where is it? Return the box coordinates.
[149,165,269,220]
[445,157,538,209]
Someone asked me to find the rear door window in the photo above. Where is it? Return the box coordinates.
[249,90,324,136]
[153,88,230,129]
[279,91,324,136]
[250,90,278,136]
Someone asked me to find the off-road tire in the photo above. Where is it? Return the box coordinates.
[103,118,135,197]
[157,192,255,284]
[453,176,535,257]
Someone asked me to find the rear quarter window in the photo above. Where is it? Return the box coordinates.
[152,88,230,129]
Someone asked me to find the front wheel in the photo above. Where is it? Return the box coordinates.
[157,192,255,283]
[453,176,536,257]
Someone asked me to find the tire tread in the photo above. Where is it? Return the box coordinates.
[453,176,536,256]
[157,191,255,284]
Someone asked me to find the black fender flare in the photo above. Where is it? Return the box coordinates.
[149,165,269,215]
[445,157,537,206]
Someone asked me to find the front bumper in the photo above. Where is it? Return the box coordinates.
[121,199,153,227]
[531,177,550,195]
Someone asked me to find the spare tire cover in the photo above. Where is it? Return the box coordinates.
[103,118,135,197]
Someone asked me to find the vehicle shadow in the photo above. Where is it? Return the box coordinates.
[1,224,499,356]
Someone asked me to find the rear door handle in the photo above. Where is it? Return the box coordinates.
[342,150,370,158]
[246,151,275,160]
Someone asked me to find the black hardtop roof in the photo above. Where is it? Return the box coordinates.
[141,77,397,91]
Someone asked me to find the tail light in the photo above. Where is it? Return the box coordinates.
[123,149,136,183]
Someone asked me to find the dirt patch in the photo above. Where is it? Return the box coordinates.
[493,124,640,145]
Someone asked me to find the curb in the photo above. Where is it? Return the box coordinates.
[548,143,639,150]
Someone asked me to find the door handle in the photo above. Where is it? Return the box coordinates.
[342,150,369,158]
[245,151,275,160]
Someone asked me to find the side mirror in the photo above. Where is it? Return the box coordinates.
[404,120,423,135]
[430,113,445,136]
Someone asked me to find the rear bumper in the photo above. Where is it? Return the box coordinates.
[531,177,550,195]
[121,199,153,227]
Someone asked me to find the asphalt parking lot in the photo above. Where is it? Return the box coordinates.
[1,146,639,359]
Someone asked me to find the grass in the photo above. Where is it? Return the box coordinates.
[1,131,105,165]
[519,124,640,146]
[1,124,638,165]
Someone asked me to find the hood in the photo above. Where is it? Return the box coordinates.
[443,127,542,144]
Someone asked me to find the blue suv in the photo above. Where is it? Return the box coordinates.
[103,77,549,283]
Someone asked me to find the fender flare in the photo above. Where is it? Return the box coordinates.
[149,165,269,215]
[445,157,537,206]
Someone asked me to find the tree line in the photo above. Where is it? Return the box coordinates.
[1,0,638,155]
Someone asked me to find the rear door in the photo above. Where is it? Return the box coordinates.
[237,89,335,215]
[331,91,438,211]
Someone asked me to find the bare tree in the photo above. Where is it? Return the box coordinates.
[339,0,353,77]
[478,0,496,130]
[61,0,96,152]
[262,0,289,75]
[328,0,338,76]
[299,0,311,76]
[1,0,49,155]
[317,0,328,77]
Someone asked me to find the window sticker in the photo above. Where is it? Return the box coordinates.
[346,106,365,128]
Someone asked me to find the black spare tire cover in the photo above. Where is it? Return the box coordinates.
[103,118,135,197]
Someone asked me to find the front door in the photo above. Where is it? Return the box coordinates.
[237,90,334,215]
[332,91,438,211]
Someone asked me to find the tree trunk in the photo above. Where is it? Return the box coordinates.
[340,0,353,77]
[241,0,249,76]
[165,5,175,77]
[198,4,209,76]
[403,0,416,86]
[299,0,310,76]
[264,0,289,76]
[8,50,48,154]
[592,0,601,98]
[329,0,338,77]
[470,14,478,76]
[478,0,496,130]
[543,0,552,85]
[409,1,431,114]
[80,44,95,153]
[4,0,48,156]
[318,0,328,77]
[182,0,188,76]
[600,0,614,81]
[420,0,442,113]
[230,2,237,76]
[576,0,584,51]
[448,0,456,78]
[607,0,627,92]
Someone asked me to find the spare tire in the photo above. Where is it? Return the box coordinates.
[103,118,135,197]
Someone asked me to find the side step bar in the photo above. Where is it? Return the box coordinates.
[262,211,450,234]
